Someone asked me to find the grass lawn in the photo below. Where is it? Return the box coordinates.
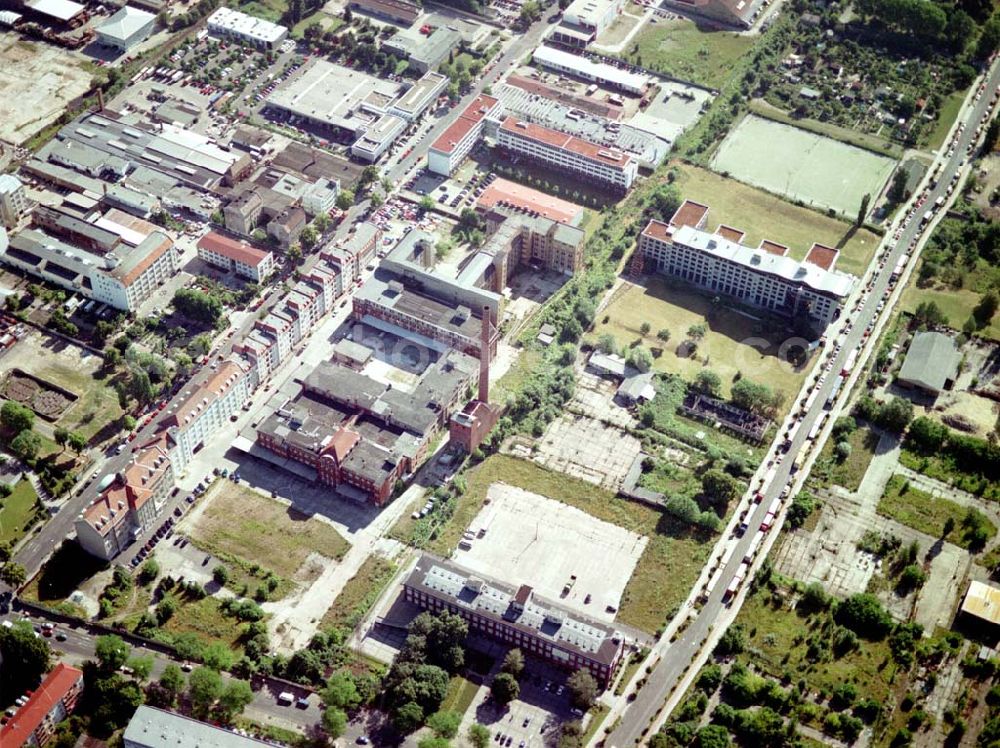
[236,0,285,22]
[813,427,879,492]
[186,483,350,580]
[291,12,343,38]
[923,90,966,151]
[0,479,40,547]
[320,555,397,631]
[901,270,1000,342]
[393,455,712,634]
[161,596,247,653]
[590,277,809,406]
[736,585,896,702]
[440,675,479,716]
[877,474,996,550]
[582,704,611,745]
[670,163,881,277]
[621,17,755,90]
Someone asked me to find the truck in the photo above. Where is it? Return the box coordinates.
[840,348,859,377]
[760,466,777,489]
[743,530,765,563]
[921,210,933,225]
[702,565,726,602]
[724,563,749,602]
[277,692,294,706]
[824,375,845,409]
[792,451,806,473]
[760,512,776,532]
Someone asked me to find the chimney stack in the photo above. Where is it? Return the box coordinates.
[97,87,105,113]
[479,305,491,403]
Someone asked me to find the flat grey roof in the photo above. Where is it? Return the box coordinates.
[124,706,272,748]
[898,331,960,393]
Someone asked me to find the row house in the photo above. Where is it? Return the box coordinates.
[1,664,85,748]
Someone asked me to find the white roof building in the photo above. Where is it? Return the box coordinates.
[207,7,288,49]
[96,6,157,51]
[532,45,650,95]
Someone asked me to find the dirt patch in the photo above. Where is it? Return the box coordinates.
[2,369,78,421]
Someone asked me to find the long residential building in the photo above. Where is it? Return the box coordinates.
[404,554,625,687]
[0,663,85,748]
[75,438,173,560]
[496,117,637,192]
[427,94,502,176]
[633,200,855,327]
[0,227,178,312]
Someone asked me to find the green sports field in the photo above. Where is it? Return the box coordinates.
[710,115,897,217]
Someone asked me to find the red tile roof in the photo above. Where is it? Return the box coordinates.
[759,239,789,256]
[499,117,632,169]
[805,242,839,271]
[324,427,360,464]
[716,224,745,244]
[668,200,709,230]
[477,178,583,224]
[1,664,83,747]
[198,231,272,268]
[430,94,499,155]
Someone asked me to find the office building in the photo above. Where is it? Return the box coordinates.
[347,0,421,25]
[1,228,178,312]
[404,555,625,687]
[476,178,584,226]
[532,46,649,95]
[224,190,264,236]
[0,173,30,228]
[633,200,855,327]
[383,26,461,73]
[549,0,623,46]
[197,232,275,282]
[95,5,157,51]
[661,0,763,27]
[496,117,637,192]
[389,72,449,122]
[351,114,407,163]
[75,439,172,560]
[301,177,339,216]
[207,7,288,49]
[427,94,501,176]
[0,664,84,748]
[124,706,274,748]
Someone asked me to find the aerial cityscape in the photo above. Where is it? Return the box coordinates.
[0,0,998,745]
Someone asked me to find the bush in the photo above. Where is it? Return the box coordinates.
[835,593,893,639]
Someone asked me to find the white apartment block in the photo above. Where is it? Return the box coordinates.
[207,7,287,49]
[636,202,855,327]
[0,174,30,228]
[496,117,637,192]
[428,94,501,176]
[197,232,275,282]
[161,359,252,470]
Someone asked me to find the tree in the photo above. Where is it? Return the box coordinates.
[974,291,999,329]
[701,469,742,510]
[392,701,425,733]
[95,634,131,673]
[427,710,461,738]
[469,723,491,748]
[898,564,926,592]
[645,182,681,221]
[693,724,731,748]
[913,300,948,328]
[54,426,69,450]
[908,416,948,452]
[687,323,707,342]
[501,648,524,678]
[518,0,540,23]
[567,670,598,710]
[640,321,651,335]
[835,593,893,639]
[218,679,254,719]
[128,654,154,681]
[158,664,185,706]
[0,561,27,587]
[188,666,224,715]
[657,328,671,342]
[173,288,223,327]
[419,195,435,212]
[801,581,829,611]
[212,565,229,586]
[322,706,347,738]
[299,225,318,250]
[491,672,519,705]
[693,369,721,396]
[0,620,50,704]
[67,432,87,453]
[335,189,355,210]
[835,440,853,461]
[1,400,34,434]
[596,333,618,355]
[86,674,143,737]
[627,346,653,373]
[139,559,159,585]
[323,671,361,710]
[857,193,871,226]
[887,168,911,204]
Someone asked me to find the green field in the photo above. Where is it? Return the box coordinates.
[671,163,880,277]
[320,555,397,631]
[923,90,966,151]
[186,483,350,581]
[161,596,248,653]
[440,675,479,716]
[621,17,755,90]
[901,268,1000,342]
[0,479,39,547]
[393,455,711,634]
[591,277,809,405]
[711,115,897,218]
[877,474,996,550]
[813,427,879,492]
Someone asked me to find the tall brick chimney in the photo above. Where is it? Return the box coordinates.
[479,305,491,403]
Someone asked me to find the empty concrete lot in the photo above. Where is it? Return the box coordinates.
[0,32,93,144]
[530,414,641,490]
[453,483,647,623]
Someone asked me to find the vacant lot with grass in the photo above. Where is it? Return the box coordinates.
[899,446,1000,502]
[736,586,895,702]
[877,474,995,550]
[901,274,1000,342]
[1,331,123,445]
[591,278,808,406]
[321,555,397,631]
[711,115,896,218]
[813,427,879,492]
[670,164,880,277]
[161,596,247,652]
[0,479,39,546]
[186,483,350,580]
[393,455,711,634]
[620,17,754,90]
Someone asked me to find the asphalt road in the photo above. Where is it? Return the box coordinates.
[606,59,1000,748]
